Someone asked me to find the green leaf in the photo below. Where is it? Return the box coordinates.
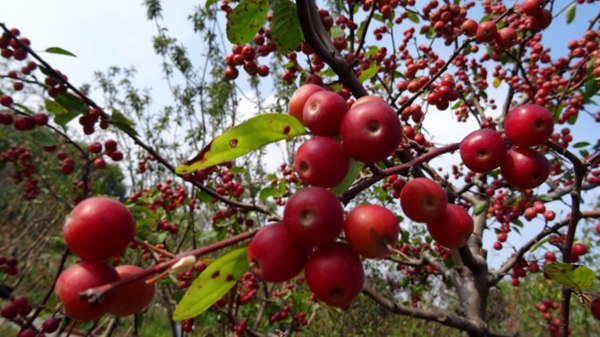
[573,142,590,148]
[271,0,304,53]
[259,186,279,200]
[474,201,488,215]
[358,63,380,82]
[330,159,363,195]
[529,237,549,253]
[543,262,595,292]
[173,247,249,320]
[45,98,78,127]
[407,11,420,24]
[177,114,306,173]
[45,47,77,57]
[111,109,139,136]
[330,26,345,39]
[226,0,268,45]
[566,3,576,24]
[30,131,55,146]
[205,0,219,8]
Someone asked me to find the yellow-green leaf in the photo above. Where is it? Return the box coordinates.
[173,247,249,320]
[177,114,306,173]
[543,262,595,292]
[492,77,501,88]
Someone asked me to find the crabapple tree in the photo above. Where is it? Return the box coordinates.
[0,0,600,337]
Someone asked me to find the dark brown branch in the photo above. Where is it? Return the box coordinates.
[339,143,460,203]
[296,0,368,98]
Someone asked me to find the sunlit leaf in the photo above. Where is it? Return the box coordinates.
[226,0,268,45]
[543,262,595,292]
[177,114,306,173]
[173,247,249,320]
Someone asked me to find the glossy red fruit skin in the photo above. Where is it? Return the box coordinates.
[459,129,507,173]
[305,242,364,308]
[352,95,383,108]
[529,9,552,30]
[505,104,554,147]
[496,27,517,49]
[283,187,344,247]
[63,197,136,260]
[520,0,544,16]
[571,243,587,257]
[501,148,550,190]
[461,19,478,37]
[476,21,497,42]
[426,204,474,249]
[591,298,600,320]
[289,84,324,124]
[343,204,399,259]
[340,100,402,163]
[303,91,349,136]
[293,137,349,188]
[400,178,447,223]
[55,260,119,322]
[109,265,155,316]
[247,222,307,283]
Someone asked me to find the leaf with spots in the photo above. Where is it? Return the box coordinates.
[226,0,269,45]
[173,247,249,320]
[271,0,304,53]
[176,114,306,173]
[543,262,595,293]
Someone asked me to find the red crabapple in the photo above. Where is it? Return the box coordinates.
[501,148,550,190]
[55,260,119,321]
[303,91,349,136]
[343,204,399,259]
[505,104,554,147]
[293,137,350,188]
[247,222,307,282]
[288,84,324,124]
[340,100,402,163]
[63,197,136,260]
[283,187,344,246]
[459,129,507,173]
[305,242,364,308]
[426,204,474,249]
[400,178,447,223]
[109,265,156,316]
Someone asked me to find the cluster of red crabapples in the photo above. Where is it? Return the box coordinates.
[55,197,155,322]
[247,83,477,308]
[459,103,554,191]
